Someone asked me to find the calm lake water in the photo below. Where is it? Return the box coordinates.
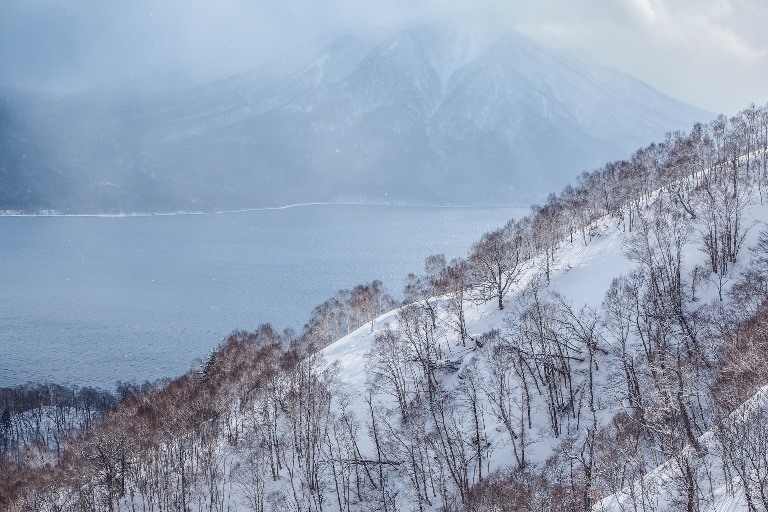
[0,205,524,388]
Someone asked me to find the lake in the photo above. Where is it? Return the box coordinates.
[0,205,525,388]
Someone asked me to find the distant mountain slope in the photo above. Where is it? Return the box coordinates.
[0,96,74,211]
[0,24,710,213]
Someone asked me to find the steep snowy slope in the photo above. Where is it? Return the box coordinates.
[316,185,768,511]
[595,385,768,512]
[323,217,632,386]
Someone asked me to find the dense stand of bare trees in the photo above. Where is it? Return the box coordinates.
[302,280,398,349]
[2,102,768,511]
[0,383,118,464]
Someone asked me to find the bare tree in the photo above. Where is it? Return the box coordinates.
[469,221,526,310]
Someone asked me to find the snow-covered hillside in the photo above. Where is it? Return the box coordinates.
[317,193,768,511]
[596,385,768,512]
[323,212,635,395]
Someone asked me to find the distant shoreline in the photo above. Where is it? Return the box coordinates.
[0,202,530,218]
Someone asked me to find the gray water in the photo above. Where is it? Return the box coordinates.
[0,205,525,388]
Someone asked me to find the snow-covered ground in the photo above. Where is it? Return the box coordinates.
[319,189,768,510]
[595,385,768,512]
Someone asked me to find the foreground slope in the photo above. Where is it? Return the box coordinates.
[321,195,768,511]
[596,385,768,511]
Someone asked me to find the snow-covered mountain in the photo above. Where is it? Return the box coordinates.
[1,24,710,212]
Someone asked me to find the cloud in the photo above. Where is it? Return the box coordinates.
[626,0,659,23]
[508,0,768,112]
[0,0,766,112]
[629,0,764,63]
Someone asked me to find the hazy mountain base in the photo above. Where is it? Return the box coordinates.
[2,105,767,511]
[0,24,709,213]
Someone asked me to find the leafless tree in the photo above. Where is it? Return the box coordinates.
[468,221,526,310]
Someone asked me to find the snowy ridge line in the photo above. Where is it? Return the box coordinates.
[724,384,768,428]
[322,140,766,510]
[0,202,529,218]
[614,146,765,221]
[327,142,762,364]
[595,384,768,511]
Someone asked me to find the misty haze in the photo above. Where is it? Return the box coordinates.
[2,2,768,511]
[2,24,709,213]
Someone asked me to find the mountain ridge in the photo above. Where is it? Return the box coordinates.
[0,23,710,213]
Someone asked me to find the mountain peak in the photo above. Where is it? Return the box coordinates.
[0,25,711,213]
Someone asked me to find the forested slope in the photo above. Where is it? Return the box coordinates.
[2,104,768,511]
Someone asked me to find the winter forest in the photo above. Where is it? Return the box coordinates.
[3,103,768,511]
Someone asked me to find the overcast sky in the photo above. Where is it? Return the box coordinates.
[1,0,765,114]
